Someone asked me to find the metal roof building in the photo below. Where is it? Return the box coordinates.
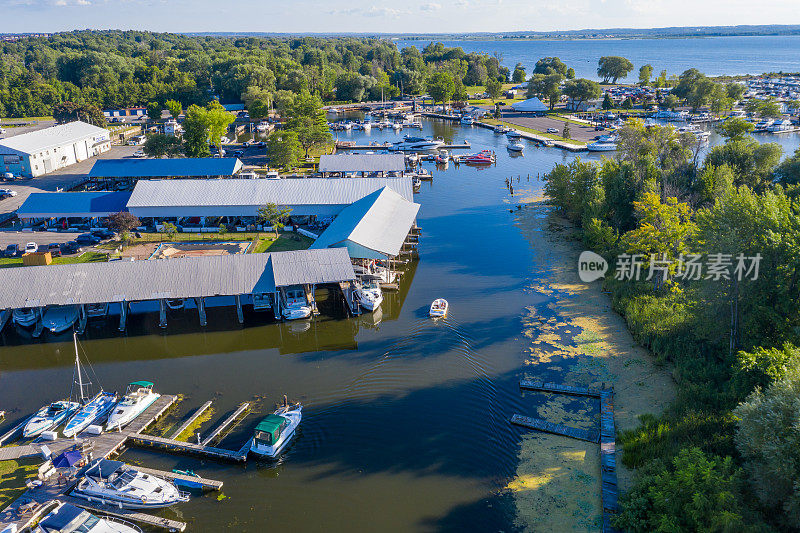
[318,154,405,176]
[17,191,132,219]
[310,187,420,259]
[126,177,413,218]
[0,121,111,178]
[88,158,243,180]
[0,248,355,310]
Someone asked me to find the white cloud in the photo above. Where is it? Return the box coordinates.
[420,2,442,11]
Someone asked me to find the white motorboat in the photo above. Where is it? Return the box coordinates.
[429,298,448,318]
[508,141,525,152]
[506,130,522,140]
[249,401,302,459]
[251,292,273,311]
[281,285,312,320]
[106,381,160,431]
[587,139,618,152]
[256,121,270,132]
[392,122,402,130]
[355,275,384,312]
[23,400,80,438]
[34,502,142,533]
[392,135,445,151]
[435,150,449,164]
[352,262,396,285]
[460,115,474,126]
[12,307,38,328]
[41,305,79,334]
[362,122,371,132]
[73,459,189,509]
[64,333,118,438]
[494,124,511,134]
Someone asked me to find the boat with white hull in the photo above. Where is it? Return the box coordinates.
[106,381,160,431]
[249,401,302,459]
[23,400,80,438]
[64,333,118,437]
[355,275,384,312]
[34,502,142,533]
[280,285,312,320]
[73,459,189,509]
[429,298,448,318]
[392,135,444,151]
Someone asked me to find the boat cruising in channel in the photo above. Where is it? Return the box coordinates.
[64,333,118,438]
[249,400,303,459]
[33,502,142,533]
[106,381,160,431]
[392,135,445,151]
[72,459,190,509]
[355,275,384,312]
[429,299,448,318]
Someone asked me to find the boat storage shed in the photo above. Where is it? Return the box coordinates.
[318,154,405,177]
[0,248,355,310]
[0,121,111,178]
[126,177,413,219]
[310,186,420,259]
[510,97,549,113]
[88,158,243,180]
[17,191,132,220]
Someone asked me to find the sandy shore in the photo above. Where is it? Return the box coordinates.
[506,190,675,531]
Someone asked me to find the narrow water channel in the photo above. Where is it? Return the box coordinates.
[1,120,797,531]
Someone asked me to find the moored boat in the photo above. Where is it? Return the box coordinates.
[106,381,160,431]
[13,307,38,328]
[41,305,79,334]
[506,130,521,140]
[281,285,312,320]
[508,141,525,152]
[72,459,189,509]
[64,333,118,438]
[248,401,302,459]
[23,400,80,438]
[355,275,384,312]
[33,502,142,533]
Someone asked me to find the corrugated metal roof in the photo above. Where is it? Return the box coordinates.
[126,177,413,208]
[88,158,243,178]
[310,187,420,258]
[318,154,405,173]
[0,121,109,155]
[17,191,131,218]
[0,248,355,310]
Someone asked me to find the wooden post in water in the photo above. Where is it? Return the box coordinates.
[159,299,167,329]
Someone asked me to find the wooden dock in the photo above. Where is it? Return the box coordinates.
[519,380,601,398]
[201,402,249,446]
[510,414,599,443]
[135,465,224,491]
[169,401,213,439]
[335,141,471,151]
[599,389,620,533]
[62,496,187,532]
[0,415,31,446]
[129,433,248,462]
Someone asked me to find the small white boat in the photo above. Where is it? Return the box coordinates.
[460,115,474,126]
[34,502,142,533]
[23,400,80,438]
[251,292,273,312]
[506,130,521,140]
[508,141,525,152]
[435,150,449,164]
[587,140,618,152]
[86,303,109,319]
[281,285,312,320]
[12,307,38,328]
[392,135,445,152]
[73,459,189,509]
[356,276,384,312]
[41,305,79,334]
[362,122,372,132]
[429,298,448,318]
[392,122,402,130]
[165,299,185,310]
[249,401,302,459]
[106,381,160,431]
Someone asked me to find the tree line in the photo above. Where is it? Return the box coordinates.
[543,119,800,531]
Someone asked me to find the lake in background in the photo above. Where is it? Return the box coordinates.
[396,36,800,80]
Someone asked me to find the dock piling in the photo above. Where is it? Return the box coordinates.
[158,299,167,329]
[235,295,244,323]
[118,301,127,332]
[196,297,207,327]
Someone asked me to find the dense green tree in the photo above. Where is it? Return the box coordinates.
[602,93,614,110]
[165,99,182,118]
[143,133,183,158]
[638,64,653,86]
[533,57,568,77]
[716,117,755,141]
[704,138,782,189]
[427,72,456,104]
[146,101,161,121]
[526,73,563,110]
[485,76,502,103]
[267,130,302,170]
[511,63,526,83]
[257,202,293,238]
[774,147,800,185]
[566,67,575,79]
[563,78,601,111]
[241,85,272,119]
[726,82,746,102]
[597,56,634,84]
[52,101,105,126]
[288,90,332,158]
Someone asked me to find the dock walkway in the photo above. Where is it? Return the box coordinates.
[201,402,249,446]
[510,414,599,443]
[169,400,213,440]
[129,433,248,462]
[519,379,601,397]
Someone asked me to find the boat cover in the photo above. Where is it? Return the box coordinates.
[254,415,287,443]
[38,504,84,532]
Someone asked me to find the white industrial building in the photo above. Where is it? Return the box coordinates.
[0,121,111,178]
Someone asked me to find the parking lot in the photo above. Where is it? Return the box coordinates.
[499,112,601,142]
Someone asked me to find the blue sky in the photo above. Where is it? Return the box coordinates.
[2,0,799,34]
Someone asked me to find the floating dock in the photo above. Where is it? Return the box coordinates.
[201,402,250,446]
[519,379,601,398]
[169,400,214,440]
[129,433,248,462]
[510,414,599,443]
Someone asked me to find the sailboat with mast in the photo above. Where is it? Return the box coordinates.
[63,333,118,438]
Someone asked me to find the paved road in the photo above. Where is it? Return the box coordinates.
[0,145,140,218]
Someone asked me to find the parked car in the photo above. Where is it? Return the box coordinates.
[0,188,17,198]
[61,241,83,255]
[24,242,38,253]
[231,149,244,156]
[546,127,559,134]
[91,228,116,239]
[3,244,20,257]
[75,233,101,245]
[47,243,62,257]
[256,141,266,148]
[2,172,16,181]
[132,149,146,158]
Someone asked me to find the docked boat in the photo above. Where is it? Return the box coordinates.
[249,401,302,459]
[251,292,273,311]
[281,285,312,320]
[256,121,270,132]
[494,124,511,134]
[435,150,449,164]
[165,299,185,310]
[506,130,522,140]
[355,275,384,312]
[106,381,160,431]
[86,303,109,319]
[12,307,38,328]
[33,502,142,533]
[392,135,445,151]
[64,333,118,438]
[460,115,474,126]
[23,400,80,438]
[587,134,618,152]
[41,305,79,334]
[429,299,449,318]
[508,141,525,152]
[73,459,189,509]
[459,150,496,164]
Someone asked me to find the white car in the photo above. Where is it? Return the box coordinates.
[546,127,559,134]
[132,149,146,158]
[0,188,17,197]
[24,242,38,253]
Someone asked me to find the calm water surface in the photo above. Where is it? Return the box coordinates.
[396,36,800,80]
[0,121,797,532]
